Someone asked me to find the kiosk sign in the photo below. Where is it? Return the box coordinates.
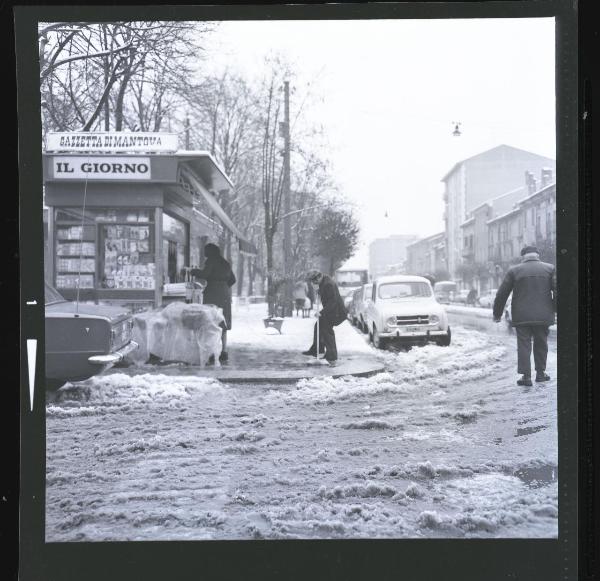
[46,131,179,153]
[52,156,151,180]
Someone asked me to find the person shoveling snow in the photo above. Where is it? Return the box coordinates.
[302,270,348,366]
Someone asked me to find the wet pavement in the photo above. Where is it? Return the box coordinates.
[112,346,385,383]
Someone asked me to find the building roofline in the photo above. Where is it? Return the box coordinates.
[440,144,556,182]
[486,207,521,225]
[406,231,445,248]
[515,181,556,205]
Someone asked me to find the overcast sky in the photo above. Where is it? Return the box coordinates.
[202,18,556,268]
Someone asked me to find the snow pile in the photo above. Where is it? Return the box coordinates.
[280,373,414,405]
[128,302,225,366]
[318,481,398,499]
[51,373,226,412]
[341,420,395,430]
[378,330,507,382]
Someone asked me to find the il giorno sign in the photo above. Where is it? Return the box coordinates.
[52,156,151,180]
[46,132,179,153]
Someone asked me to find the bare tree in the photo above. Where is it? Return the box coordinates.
[39,21,211,135]
[311,205,360,276]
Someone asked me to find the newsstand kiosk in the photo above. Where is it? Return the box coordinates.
[43,132,254,312]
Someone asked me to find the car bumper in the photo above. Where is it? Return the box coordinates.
[379,328,448,339]
[88,341,138,365]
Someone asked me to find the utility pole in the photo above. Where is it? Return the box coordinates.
[185,114,190,150]
[282,80,292,317]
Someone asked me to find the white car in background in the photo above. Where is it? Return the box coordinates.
[478,288,498,308]
[355,283,373,334]
[366,275,451,349]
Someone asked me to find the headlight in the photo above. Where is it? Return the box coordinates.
[386,316,397,327]
[429,314,440,324]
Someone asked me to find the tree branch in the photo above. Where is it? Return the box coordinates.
[40,43,133,80]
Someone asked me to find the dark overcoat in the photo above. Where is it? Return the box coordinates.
[191,256,236,330]
[492,256,556,326]
[318,274,348,326]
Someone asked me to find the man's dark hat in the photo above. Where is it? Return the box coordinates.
[521,245,539,256]
[306,269,321,282]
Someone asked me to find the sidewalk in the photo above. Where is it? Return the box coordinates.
[119,302,385,383]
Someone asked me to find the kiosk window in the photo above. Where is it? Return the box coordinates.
[54,207,155,290]
[55,208,97,289]
[162,213,189,283]
[101,224,155,290]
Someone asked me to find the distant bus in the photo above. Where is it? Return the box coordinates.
[335,268,369,299]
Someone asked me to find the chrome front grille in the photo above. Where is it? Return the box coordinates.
[395,315,430,325]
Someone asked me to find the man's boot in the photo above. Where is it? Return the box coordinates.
[535,371,550,382]
[517,374,532,386]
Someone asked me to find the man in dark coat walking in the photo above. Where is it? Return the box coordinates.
[187,243,236,363]
[493,245,556,386]
[302,270,348,365]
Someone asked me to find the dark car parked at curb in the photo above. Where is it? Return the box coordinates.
[45,282,138,390]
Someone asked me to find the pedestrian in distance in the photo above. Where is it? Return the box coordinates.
[293,279,310,317]
[467,288,478,307]
[306,279,315,310]
[302,270,348,366]
[185,243,236,363]
[492,245,556,386]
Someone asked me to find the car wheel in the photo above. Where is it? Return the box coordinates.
[46,379,66,391]
[437,327,451,347]
[373,325,386,350]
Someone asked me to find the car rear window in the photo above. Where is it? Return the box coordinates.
[378,282,431,299]
[45,283,66,305]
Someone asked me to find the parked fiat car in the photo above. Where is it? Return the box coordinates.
[45,282,138,390]
[347,287,363,326]
[355,283,373,333]
[366,275,451,349]
[433,281,457,304]
[478,288,498,309]
[452,289,471,304]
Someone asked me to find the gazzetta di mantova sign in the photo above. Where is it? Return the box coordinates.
[46,131,178,153]
[52,156,151,180]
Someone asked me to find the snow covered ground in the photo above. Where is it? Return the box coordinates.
[45,304,558,541]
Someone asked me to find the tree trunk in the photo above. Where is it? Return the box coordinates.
[114,70,132,131]
[266,233,275,316]
[102,26,110,130]
[236,248,245,296]
[103,64,110,130]
[247,255,254,296]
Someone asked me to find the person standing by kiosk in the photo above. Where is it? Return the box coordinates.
[185,243,236,363]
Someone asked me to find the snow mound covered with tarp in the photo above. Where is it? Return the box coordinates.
[127,302,225,366]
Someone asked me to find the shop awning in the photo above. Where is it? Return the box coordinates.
[180,165,257,256]
[176,151,233,192]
